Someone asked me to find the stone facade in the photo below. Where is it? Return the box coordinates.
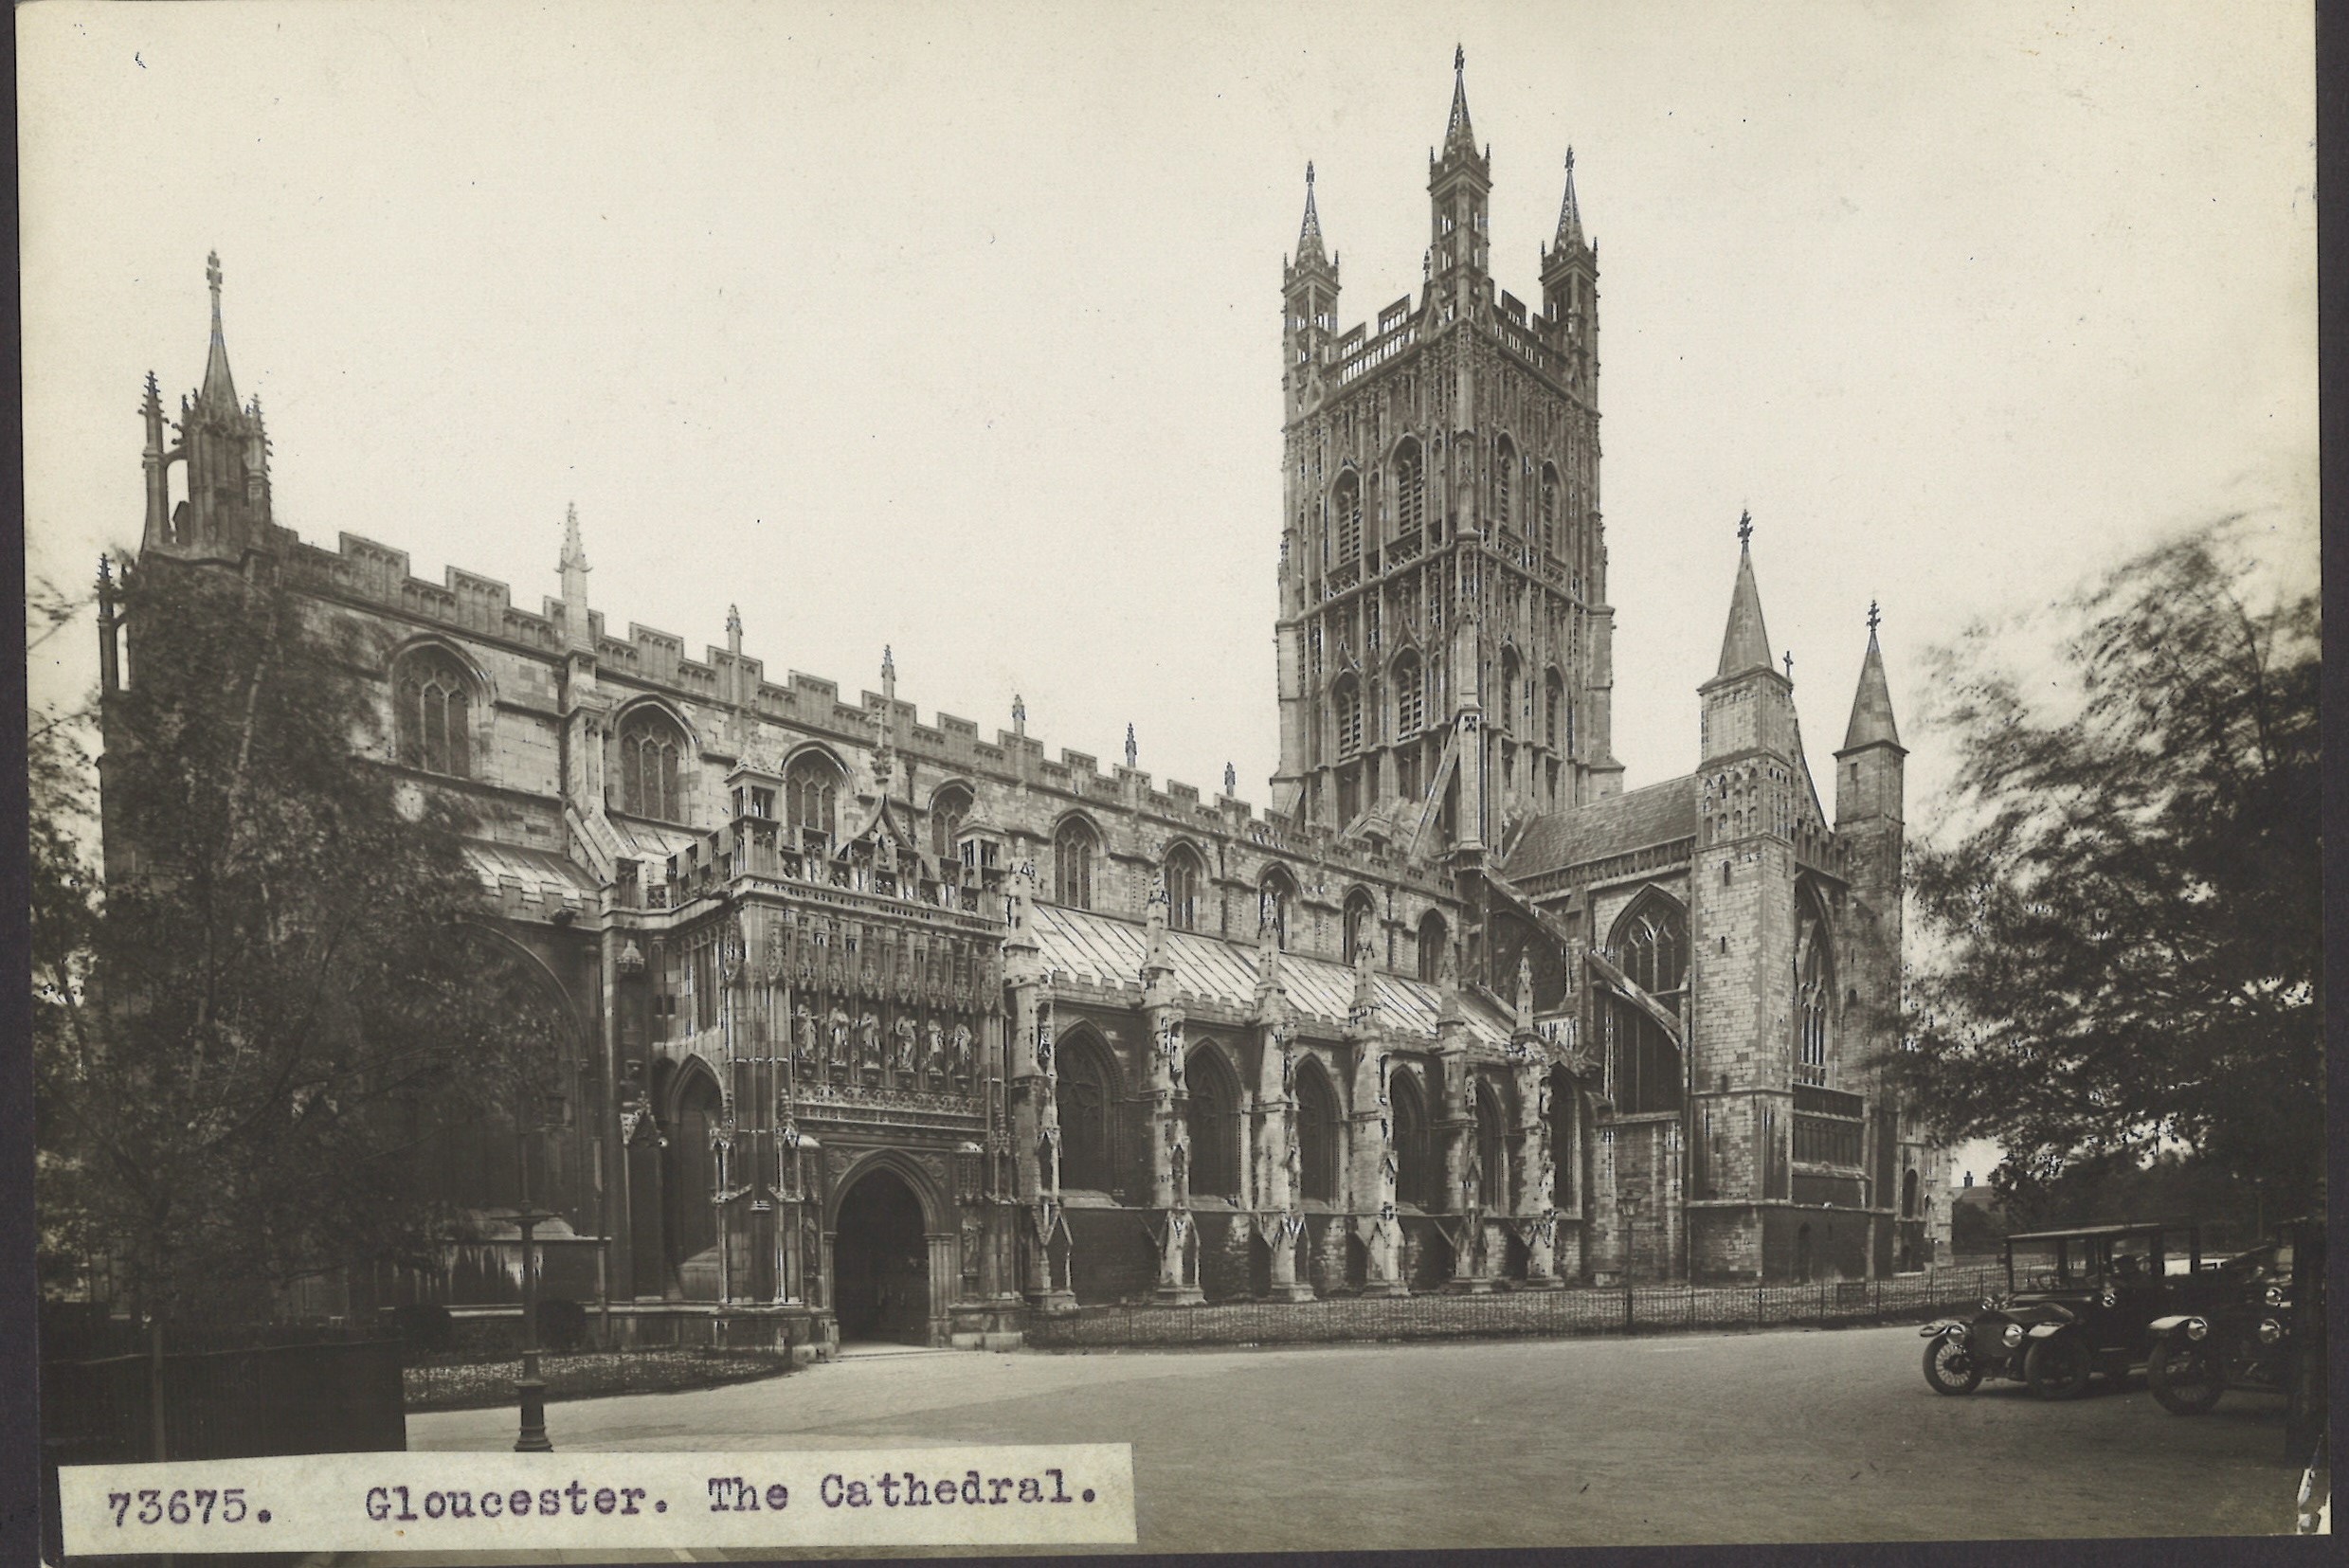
[100,61,1950,1351]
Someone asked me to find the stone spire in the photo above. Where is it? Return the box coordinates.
[1715,513,1777,681]
[559,502,594,654]
[198,251,239,414]
[1553,147,1586,251]
[1842,603,1902,751]
[1441,45,1477,161]
[1295,162,1328,267]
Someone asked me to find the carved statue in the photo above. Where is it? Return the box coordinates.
[794,1004,817,1061]
[857,1012,882,1070]
[893,1015,917,1073]
[827,1006,851,1066]
[949,1022,974,1077]
[1170,1141,1188,1196]
[924,1019,945,1077]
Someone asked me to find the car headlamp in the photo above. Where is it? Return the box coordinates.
[2264,1285,2286,1307]
[2002,1323,2025,1348]
[2184,1317,2208,1342]
[1979,1298,1996,1315]
[2258,1318,2285,1345]
[2100,1286,2119,1309]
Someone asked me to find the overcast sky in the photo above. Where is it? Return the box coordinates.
[20,4,2317,1179]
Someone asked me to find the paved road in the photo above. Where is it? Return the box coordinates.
[393,1326,2298,1555]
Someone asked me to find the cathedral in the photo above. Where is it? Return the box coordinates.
[102,58,1949,1352]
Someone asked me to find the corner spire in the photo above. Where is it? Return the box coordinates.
[1296,162,1328,265]
[559,502,594,655]
[198,250,239,412]
[1553,147,1586,250]
[1715,513,1777,680]
[1841,603,1902,750]
[1443,45,1477,159]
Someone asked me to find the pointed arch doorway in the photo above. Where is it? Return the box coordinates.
[832,1166,931,1345]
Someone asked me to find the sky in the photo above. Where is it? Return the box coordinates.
[19,2,2319,1182]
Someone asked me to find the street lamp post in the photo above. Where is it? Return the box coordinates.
[513,1203,554,1452]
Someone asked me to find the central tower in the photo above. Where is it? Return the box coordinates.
[1273,52,1621,861]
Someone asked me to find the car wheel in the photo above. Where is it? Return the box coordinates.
[1923,1335,1982,1396]
[2025,1336,2093,1400]
[2148,1338,2224,1415]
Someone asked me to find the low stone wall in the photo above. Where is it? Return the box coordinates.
[1024,1266,2004,1350]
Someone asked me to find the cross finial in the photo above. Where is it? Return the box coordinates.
[1455,44,1466,75]
[1737,509,1754,545]
[1782,650,1795,680]
[1867,599,1882,633]
[1565,146,1575,172]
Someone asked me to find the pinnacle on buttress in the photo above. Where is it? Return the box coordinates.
[1295,162,1328,266]
[1715,512,1777,680]
[1124,724,1138,769]
[560,501,589,573]
[1442,45,1477,161]
[1223,761,1238,796]
[1842,601,1903,751]
[1553,147,1586,251]
[198,250,239,414]
[559,502,594,654]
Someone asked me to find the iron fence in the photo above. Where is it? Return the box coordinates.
[1024,1267,2006,1350]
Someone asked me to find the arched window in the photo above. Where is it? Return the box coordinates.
[1258,865,1299,950]
[1474,1080,1508,1211]
[1540,463,1561,554]
[1333,676,1363,760]
[929,784,972,867]
[1389,1067,1437,1209]
[619,707,689,822]
[1163,843,1205,932]
[1902,1167,1920,1219]
[1604,892,1688,1114]
[1494,436,1515,530]
[1341,888,1377,965]
[1394,439,1425,536]
[396,647,474,779]
[1392,651,1424,739]
[1796,888,1835,1087]
[1334,471,1363,563]
[1186,1044,1242,1199]
[784,750,841,845]
[1054,818,1097,910]
[1499,649,1522,735]
[1547,1064,1579,1210]
[1056,1034,1114,1191]
[1295,1057,1340,1203]
[1417,910,1450,984]
[1545,669,1565,749]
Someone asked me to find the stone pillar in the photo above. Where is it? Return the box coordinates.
[1256,1022,1313,1302]
[1142,872,1203,1305]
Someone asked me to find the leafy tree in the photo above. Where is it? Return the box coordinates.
[1888,521,2321,1218]
[32,556,565,1330]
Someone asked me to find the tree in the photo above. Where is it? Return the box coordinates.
[32,555,565,1329]
[1887,521,2321,1218]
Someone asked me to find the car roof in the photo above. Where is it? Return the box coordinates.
[2004,1220,2198,1243]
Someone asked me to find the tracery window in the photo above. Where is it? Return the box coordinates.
[1334,676,1364,760]
[1797,890,1835,1088]
[1494,437,1515,530]
[1393,652,1425,738]
[1296,1059,1340,1203]
[1474,1081,1508,1210]
[396,647,473,779]
[1390,1068,1437,1209]
[929,783,972,867]
[1395,440,1426,536]
[1056,1035,1114,1191]
[1186,1045,1242,1198]
[1163,843,1205,932]
[1054,818,1098,910]
[784,750,841,845]
[1342,889,1377,965]
[1545,670,1565,749]
[1334,472,1363,562]
[1418,910,1450,984]
[619,707,688,822]
[1604,892,1687,1114]
[1541,463,1560,554]
[1499,651,1522,735]
[1258,865,1298,950]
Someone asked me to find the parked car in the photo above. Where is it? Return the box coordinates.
[2146,1217,2320,1416]
[1920,1220,2205,1399]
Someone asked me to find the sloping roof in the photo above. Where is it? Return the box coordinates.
[1716,541,1776,679]
[1029,903,1510,1047]
[1842,630,1902,750]
[610,819,702,863]
[462,839,600,896]
[1502,775,1699,882]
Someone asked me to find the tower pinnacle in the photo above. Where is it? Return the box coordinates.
[1442,45,1477,160]
[1842,605,1902,750]
[1552,147,1586,250]
[1296,162,1327,263]
[198,250,239,413]
[1715,516,1777,680]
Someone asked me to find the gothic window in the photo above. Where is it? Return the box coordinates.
[1541,463,1561,554]
[1902,1167,1920,1219]
[1259,865,1299,949]
[1392,651,1425,738]
[395,647,474,779]
[1796,888,1835,1088]
[1418,910,1450,984]
[1474,1080,1508,1210]
[1333,676,1364,760]
[1056,1034,1114,1192]
[1548,1064,1579,1210]
[784,750,841,845]
[1186,1044,1242,1198]
[1296,1058,1340,1203]
[1545,669,1565,749]
[1342,888,1376,965]
[1163,842,1205,932]
[929,783,972,869]
[1494,436,1515,531]
[1395,439,1426,536]
[1389,1067,1437,1209]
[1054,817,1098,910]
[1604,892,1688,1114]
[1499,650,1522,735]
[619,707,689,822]
[1334,471,1363,562]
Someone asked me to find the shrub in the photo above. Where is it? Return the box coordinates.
[536,1297,589,1352]
[388,1303,455,1353]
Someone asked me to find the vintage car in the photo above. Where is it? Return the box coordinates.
[1921,1220,2205,1399]
[2146,1217,2322,1416]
